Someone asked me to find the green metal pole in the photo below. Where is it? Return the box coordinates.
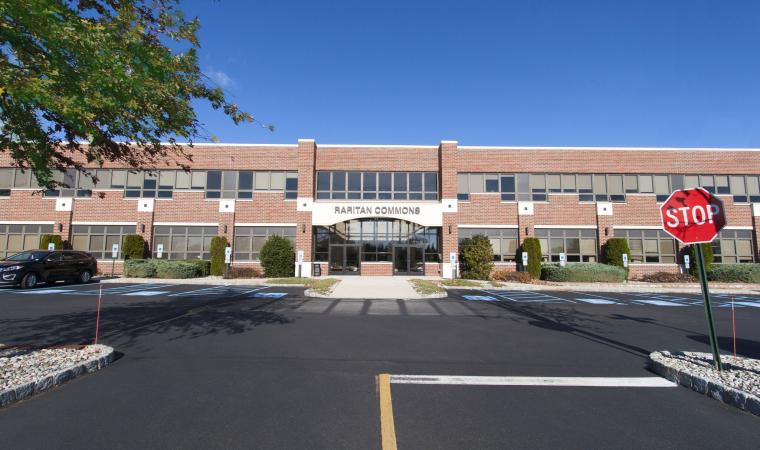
[696,244,722,371]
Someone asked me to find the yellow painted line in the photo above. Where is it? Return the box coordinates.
[378,373,398,450]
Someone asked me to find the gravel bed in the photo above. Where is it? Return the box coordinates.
[649,350,760,415]
[0,344,114,406]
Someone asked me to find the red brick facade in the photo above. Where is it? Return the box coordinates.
[1,141,758,277]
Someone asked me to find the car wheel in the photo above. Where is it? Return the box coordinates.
[21,272,38,289]
[78,270,92,284]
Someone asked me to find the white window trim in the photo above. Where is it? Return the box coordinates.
[458,224,519,229]
[535,225,597,229]
[72,221,137,226]
[153,222,218,226]
[234,223,297,227]
[0,220,55,224]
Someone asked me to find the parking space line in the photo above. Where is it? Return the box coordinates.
[388,374,676,387]
[482,290,574,304]
[377,374,398,450]
[572,292,620,304]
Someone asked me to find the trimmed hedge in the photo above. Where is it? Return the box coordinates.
[123,259,206,279]
[707,264,760,283]
[603,238,630,277]
[541,263,627,282]
[687,243,714,277]
[39,234,65,250]
[491,269,532,283]
[223,266,263,279]
[209,236,228,276]
[460,234,494,280]
[520,237,542,279]
[639,272,696,283]
[122,234,146,260]
[260,235,294,277]
[181,259,211,277]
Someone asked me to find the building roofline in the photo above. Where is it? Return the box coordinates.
[457,145,760,152]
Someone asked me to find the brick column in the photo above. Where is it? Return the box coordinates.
[753,204,760,261]
[54,209,73,247]
[595,202,614,260]
[439,140,458,278]
[296,139,316,276]
[137,211,154,254]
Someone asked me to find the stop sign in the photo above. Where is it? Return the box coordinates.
[660,188,726,244]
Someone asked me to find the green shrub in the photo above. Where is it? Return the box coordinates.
[687,243,714,277]
[154,260,200,279]
[181,259,211,277]
[491,269,532,283]
[603,238,630,277]
[520,237,542,279]
[39,234,64,250]
[209,236,228,276]
[541,263,627,282]
[123,259,157,278]
[460,234,494,280]
[260,235,294,277]
[707,264,760,283]
[122,234,146,260]
[639,272,696,283]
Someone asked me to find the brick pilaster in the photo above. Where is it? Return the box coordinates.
[296,139,316,261]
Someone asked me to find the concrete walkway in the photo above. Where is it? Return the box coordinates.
[327,276,425,299]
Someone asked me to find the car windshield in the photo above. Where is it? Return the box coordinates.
[5,251,48,261]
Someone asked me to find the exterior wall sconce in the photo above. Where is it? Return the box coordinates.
[140,224,146,233]
[604,227,609,236]
[223,224,228,234]
[524,227,529,236]
[448,225,452,234]
[58,223,63,232]
[302,224,306,233]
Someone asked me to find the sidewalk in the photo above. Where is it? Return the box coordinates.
[326,276,426,299]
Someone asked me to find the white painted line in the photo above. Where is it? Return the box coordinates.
[20,289,76,294]
[123,291,170,296]
[388,375,676,387]
[636,300,688,307]
[575,298,618,305]
[734,302,760,308]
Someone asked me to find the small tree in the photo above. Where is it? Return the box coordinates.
[39,234,64,250]
[260,235,295,277]
[603,238,631,278]
[520,237,542,279]
[209,236,228,276]
[460,235,494,280]
[688,243,714,277]
[122,235,146,260]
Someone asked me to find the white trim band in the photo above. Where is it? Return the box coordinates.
[72,221,137,226]
[535,225,598,229]
[388,375,676,387]
[153,222,218,226]
[0,221,55,225]
[458,224,519,229]
[234,223,298,227]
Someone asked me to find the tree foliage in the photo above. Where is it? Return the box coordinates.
[520,237,542,279]
[602,237,631,277]
[688,243,714,277]
[260,235,294,278]
[459,234,494,280]
[209,235,228,276]
[39,233,64,250]
[0,0,269,188]
[122,234,146,260]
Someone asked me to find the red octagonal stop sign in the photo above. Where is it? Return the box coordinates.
[660,188,726,244]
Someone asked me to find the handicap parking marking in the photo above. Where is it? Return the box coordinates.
[69,283,176,295]
[18,288,77,295]
[481,290,574,304]
[635,299,689,307]
[732,302,760,308]
[252,292,287,299]
[575,298,619,305]
[123,290,171,296]
[462,295,498,302]
[168,285,270,298]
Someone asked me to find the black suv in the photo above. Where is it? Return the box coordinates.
[0,250,98,288]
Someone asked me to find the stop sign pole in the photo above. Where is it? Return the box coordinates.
[661,188,726,371]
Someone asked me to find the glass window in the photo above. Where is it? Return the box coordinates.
[547,174,561,192]
[617,229,678,263]
[233,226,296,261]
[561,174,576,192]
[363,172,377,192]
[684,175,699,189]
[468,174,483,193]
[270,172,286,190]
[485,174,499,193]
[535,228,598,262]
[638,175,653,193]
[457,174,469,200]
[409,173,423,192]
[71,225,133,259]
[152,225,217,260]
[712,230,755,263]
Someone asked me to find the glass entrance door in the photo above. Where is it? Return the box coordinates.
[329,244,361,275]
[393,245,425,275]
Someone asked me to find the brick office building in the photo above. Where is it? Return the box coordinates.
[0,139,758,278]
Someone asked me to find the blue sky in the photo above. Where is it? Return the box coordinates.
[184,0,760,147]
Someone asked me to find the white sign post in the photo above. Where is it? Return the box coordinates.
[111,243,119,278]
[559,253,566,267]
[622,253,629,268]
[224,246,232,264]
[156,244,164,259]
[683,254,690,270]
[449,252,457,278]
[521,252,528,271]
[297,250,304,278]
[47,242,55,251]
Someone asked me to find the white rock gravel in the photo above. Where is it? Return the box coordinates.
[0,344,114,407]
[649,350,760,416]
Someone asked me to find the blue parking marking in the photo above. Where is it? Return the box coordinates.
[168,285,269,297]
[253,292,287,299]
[733,302,760,308]
[482,290,573,304]
[69,284,174,295]
[18,288,77,294]
[635,300,688,306]
[123,290,170,296]
[462,295,498,302]
[575,298,618,305]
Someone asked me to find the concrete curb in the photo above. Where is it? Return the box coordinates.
[440,282,760,295]
[0,345,115,408]
[647,351,760,417]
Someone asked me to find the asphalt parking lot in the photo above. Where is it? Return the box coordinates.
[1,282,760,449]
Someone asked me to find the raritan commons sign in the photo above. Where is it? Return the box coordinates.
[311,202,443,227]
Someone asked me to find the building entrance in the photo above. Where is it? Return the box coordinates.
[392,244,425,275]
[328,244,361,275]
